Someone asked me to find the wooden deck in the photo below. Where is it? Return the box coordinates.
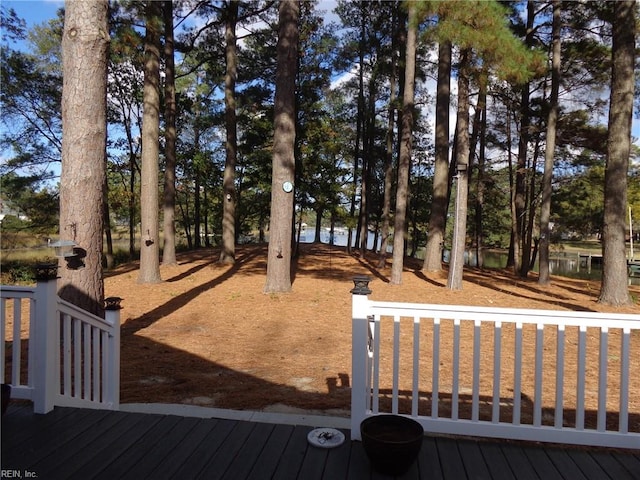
[2,404,639,479]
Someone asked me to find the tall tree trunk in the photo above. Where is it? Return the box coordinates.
[191,99,202,249]
[103,175,114,270]
[599,0,634,305]
[390,1,417,285]
[137,0,162,284]
[377,28,398,269]
[538,3,561,285]
[474,72,487,269]
[219,0,238,264]
[59,0,109,316]
[515,0,535,277]
[506,105,516,268]
[128,156,136,260]
[379,5,406,268]
[162,0,177,265]
[422,41,451,272]
[314,207,323,243]
[447,49,471,290]
[194,173,201,247]
[349,0,366,255]
[523,135,541,273]
[264,0,299,293]
[359,72,377,256]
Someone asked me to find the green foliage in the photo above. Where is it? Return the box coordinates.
[1,9,63,180]
[3,262,36,284]
[0,215,26,231]
[1,6,26,42]
[469,168,512,249]
[553,165,605,238]
[419,0,542,84]
[1,172,59,234]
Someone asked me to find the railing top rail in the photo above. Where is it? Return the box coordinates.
[57,298,115,329]
[365,300,640,328]
[0,285,36,298]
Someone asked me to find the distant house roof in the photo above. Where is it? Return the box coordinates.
[0,197,28,222]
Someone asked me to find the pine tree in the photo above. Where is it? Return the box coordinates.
[58,0,109,315]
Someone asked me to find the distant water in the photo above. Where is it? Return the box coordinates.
[294,227,624,283]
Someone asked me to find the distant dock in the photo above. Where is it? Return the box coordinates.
[577,253,602,273]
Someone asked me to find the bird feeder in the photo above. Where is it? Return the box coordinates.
[49,240,77,258]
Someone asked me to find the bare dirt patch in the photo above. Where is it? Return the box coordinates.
[105,243,639,421]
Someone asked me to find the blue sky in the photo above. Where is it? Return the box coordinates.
[4,0,63,27]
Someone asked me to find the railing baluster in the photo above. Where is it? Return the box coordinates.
[411,315,420,416]
[513,321,523,425]
[493,321,502,423]
[597,327,608,432]
[73,318,81,398]
[27,298,36,388]
[533,323,544,427]
[372,315,381,414]
[472,319,481,422]
[55,313,61,397]
[93,326,100,402]
[432,317,440,418]
[101,330,108,403]
[452,318,460,420]
[576,325,586,430]
[619,327,630,433]
[391,315,400,414]
[0,298,5,380]
[12,300,22,386]
[83,322,91,399]
[555,324,565,428]
[63,314,72,396]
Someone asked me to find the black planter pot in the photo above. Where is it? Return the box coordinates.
[360,414,424,476]
[1,384,11,416]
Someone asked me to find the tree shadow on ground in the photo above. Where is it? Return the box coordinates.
[123,248,264,334]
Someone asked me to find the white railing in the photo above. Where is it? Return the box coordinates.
[1,276,120,413]
[351,277,640,449]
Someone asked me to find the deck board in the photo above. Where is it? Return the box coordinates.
[499,443,539,480]
[199,419,258,479]
[145,418,220,479]
[610,451,640,478]
[220,421,275,480]
[94,414,184,480]
[417,436,445,480]
[320,432,353,480]
[477,442,517,480]
[175,417,236,478]
[246,423,296,480]
[457,439,493,478]
[271,424,311,480]
[2,405,639,480]
[124,416,204,479]
[545,448,589,480]
[436,436,469,478]
[66,412,163,480]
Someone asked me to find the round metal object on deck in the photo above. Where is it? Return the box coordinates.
[307,428,345,448]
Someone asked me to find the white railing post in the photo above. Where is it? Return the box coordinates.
[32,265,59,414]
[351,275,372,441]
[104,297,122,410]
